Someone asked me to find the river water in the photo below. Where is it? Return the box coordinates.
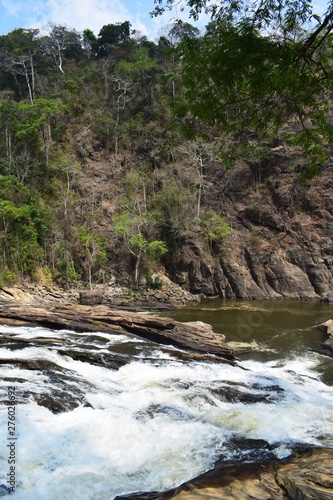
[0,300,333,498]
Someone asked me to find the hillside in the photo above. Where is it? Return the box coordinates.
[72,141,333,301]
[0,24,332,301]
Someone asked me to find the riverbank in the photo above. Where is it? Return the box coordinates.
[2,274,202,311]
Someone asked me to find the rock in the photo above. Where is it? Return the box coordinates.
[320,320,333,356]
[0,302,237,361]
[116,447,333,500]
[0,287,36,304]
[167,169,333,301]
[77,275,201,309]
[79,290,104,305]
[276,448,333,499]
[321,319,333,335]
[182,321,224,341]
[0,285,77,306]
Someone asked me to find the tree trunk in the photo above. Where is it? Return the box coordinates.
[5,127,12,167]
[24,64,34,105]
[134,252,141,286]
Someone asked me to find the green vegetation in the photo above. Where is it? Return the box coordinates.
[0,6,332,288]
[114,213,168,285]
[201,210,231,249]
[153,0,333,174]
[0,176,50,280]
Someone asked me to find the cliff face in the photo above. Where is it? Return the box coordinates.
[63,138,333,301]
[167,152,333,301]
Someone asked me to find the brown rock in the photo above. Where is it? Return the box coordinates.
[0,302,237,361]
[276,448,333,500]
[167,169,333,302]
[79,289,104,305]
[0,287,35,303]
[320,320,333,356]
[321,319,333,336]
[116,447,333,500]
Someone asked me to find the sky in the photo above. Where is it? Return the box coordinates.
[0,0,329,41]
[0,0,194,41]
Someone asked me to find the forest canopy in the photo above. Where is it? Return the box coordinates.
[152,0,333,168]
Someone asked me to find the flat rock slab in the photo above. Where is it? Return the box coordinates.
[117,447,333,499]
[0,302,237,361]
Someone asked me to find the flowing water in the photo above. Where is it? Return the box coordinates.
[0,299,333,499]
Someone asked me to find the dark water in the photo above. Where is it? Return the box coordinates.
[159,299,333,383]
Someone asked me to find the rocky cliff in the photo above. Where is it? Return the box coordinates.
[167,150,333,301]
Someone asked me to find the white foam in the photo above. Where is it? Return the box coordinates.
[0,327,332,498]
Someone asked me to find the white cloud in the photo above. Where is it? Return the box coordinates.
[0,0,206,39]
[28,0,132,34]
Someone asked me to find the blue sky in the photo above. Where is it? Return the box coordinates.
[0,0,190,40]
[0,0,329,40]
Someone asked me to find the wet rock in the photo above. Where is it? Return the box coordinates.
[135,404,191,423]
[210,386,279,404]
[32,392,93,414]
[57,348,127,370]
[320,320,333,357]
[218,437,277,463]
[116,447,333,500]
[0,358,60,371]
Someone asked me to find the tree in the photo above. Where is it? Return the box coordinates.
[83,29,98,58]
[16,98,67,175]
[0,99,17,172]
[40,24,83,74]
[178,140,209,218]
[0,29,40,104]
[152,1,333,171]
[77,228,107,289]
[151,0,327,34]
[110,72,134,154]
[97,22,131,58]
[168,20,200,44]
[113,213,167,286]
[0,176,50,278]
[201,210,231,250]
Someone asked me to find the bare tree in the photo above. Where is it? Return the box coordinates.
[0,29,39,104]
[111,75,134,154]
[40,24,82,74]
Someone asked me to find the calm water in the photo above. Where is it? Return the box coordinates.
[159,299,333,382]
[0,300,332,498]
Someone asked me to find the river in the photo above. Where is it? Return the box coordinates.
[0,299,333,498]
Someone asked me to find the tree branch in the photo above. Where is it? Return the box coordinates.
[296,10,333,61]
